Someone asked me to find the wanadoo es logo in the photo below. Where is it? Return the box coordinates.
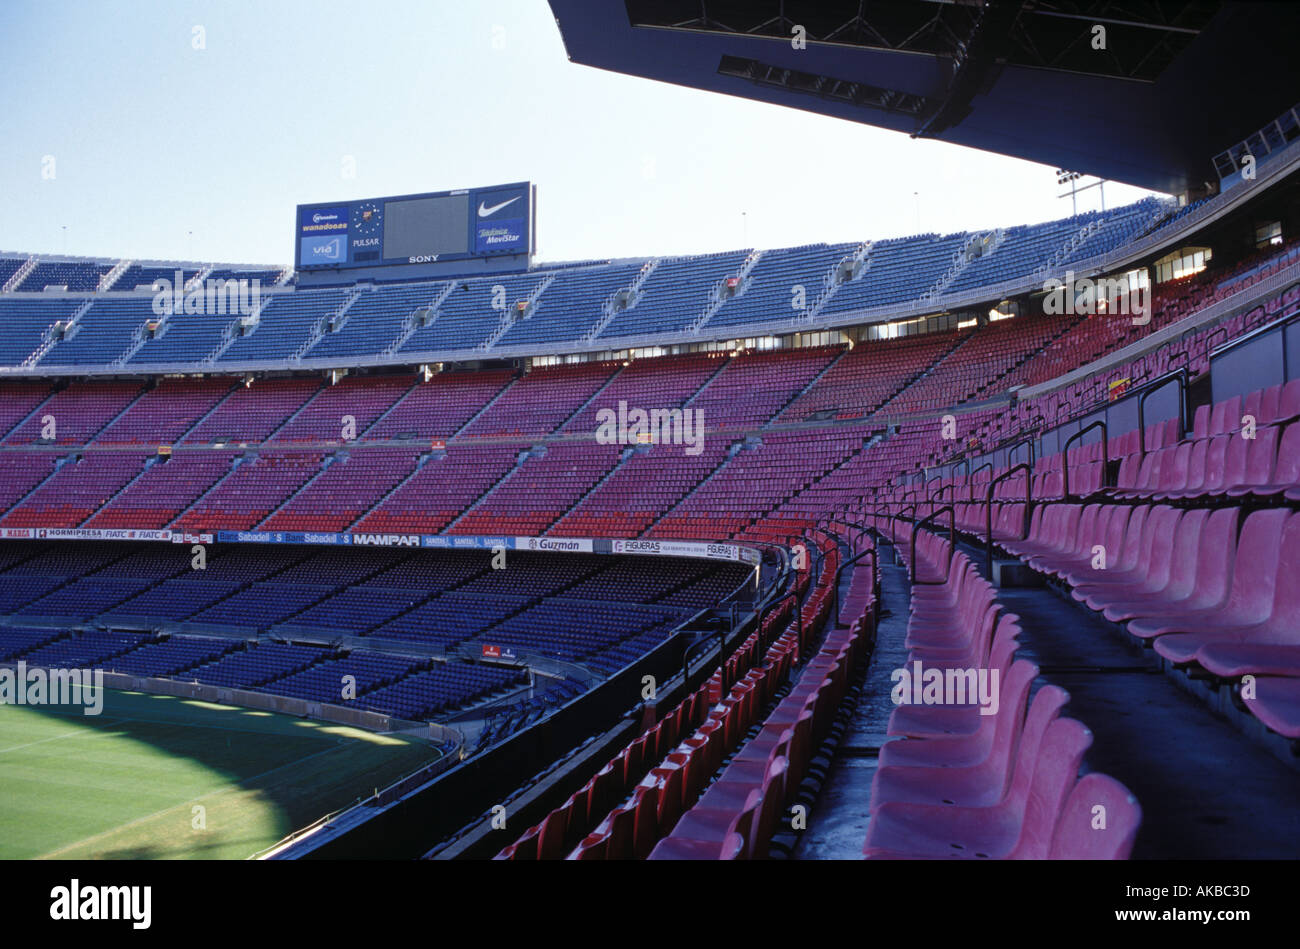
[50,880,151,930]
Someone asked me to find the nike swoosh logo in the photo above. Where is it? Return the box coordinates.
[478,196,521,218]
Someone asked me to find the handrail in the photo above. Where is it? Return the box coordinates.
[911,504,955,586]
[892,503,917,546]
[843,519,872,560]
[929,480,955,506]
[832,543,878,630]
[1209,300,1300,362]
[682,630,724,690]
[757,591,802,657]
[1005,435,1035,471]
[1137,367,1188,455]
[985,462,1032,575]
[1062,419,1108,499]
[969,461,993,501]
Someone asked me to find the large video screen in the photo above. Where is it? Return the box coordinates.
[295,182,531,271]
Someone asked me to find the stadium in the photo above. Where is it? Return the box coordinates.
[1,0,1298,896]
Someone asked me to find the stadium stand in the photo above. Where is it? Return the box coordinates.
[5,186,1300,863]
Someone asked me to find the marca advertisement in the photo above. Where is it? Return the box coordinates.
[296,182,532,271]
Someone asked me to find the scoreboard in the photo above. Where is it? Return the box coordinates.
[295,182,533,273]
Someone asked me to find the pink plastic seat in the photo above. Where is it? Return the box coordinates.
[1155,511,1300,665]
[1136,509,1291,653]
[869,660,1039,810]
[864,714,1090,860]
[880,621,1020,769]
[1048,773,1142,859]
[1278,378,1300,420]
[1096,508,1222,621]
[1164,435,1228,498]
[1224,424,1281,496]
[1062,505,1146,585]
[1242,677,1300,738]
[1123,508,1244,638]
[1196,644,1300,678]
[1241,421,1300,496]
[1070,506,1179,608]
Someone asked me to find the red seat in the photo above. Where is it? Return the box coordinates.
[647,790,760,860]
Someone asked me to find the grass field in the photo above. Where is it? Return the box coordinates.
[0,688,442,860]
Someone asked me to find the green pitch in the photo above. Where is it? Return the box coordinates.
[0,688,442,860]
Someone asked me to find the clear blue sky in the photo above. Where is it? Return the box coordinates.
[0,0,1160,267]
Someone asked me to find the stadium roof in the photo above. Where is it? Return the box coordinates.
[548,1,1300,196]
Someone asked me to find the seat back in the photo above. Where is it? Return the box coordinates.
[982,659,1038,795]
[537,804,569,860]
[1112,505,1151,572]
[1186,507,1241,609]
[1260,512,1300,639]
[1182,438,1209,493]
[1005,684,1070,811]
[987,614,1021,674]
[747,756,789,859]
[1222,508,1291,622]
[1008,717,1093,859]
[1048,772,1142,859]
[1159,443,1192,492]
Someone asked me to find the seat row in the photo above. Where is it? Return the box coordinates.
[495,533,842,860]
[644,539,863,859]
[862,525,1142,859]
[1002,503,1300,738]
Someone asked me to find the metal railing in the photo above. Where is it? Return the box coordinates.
[1062,419,1109,499]
[911,505,955,586]
[985,462,1032,575]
